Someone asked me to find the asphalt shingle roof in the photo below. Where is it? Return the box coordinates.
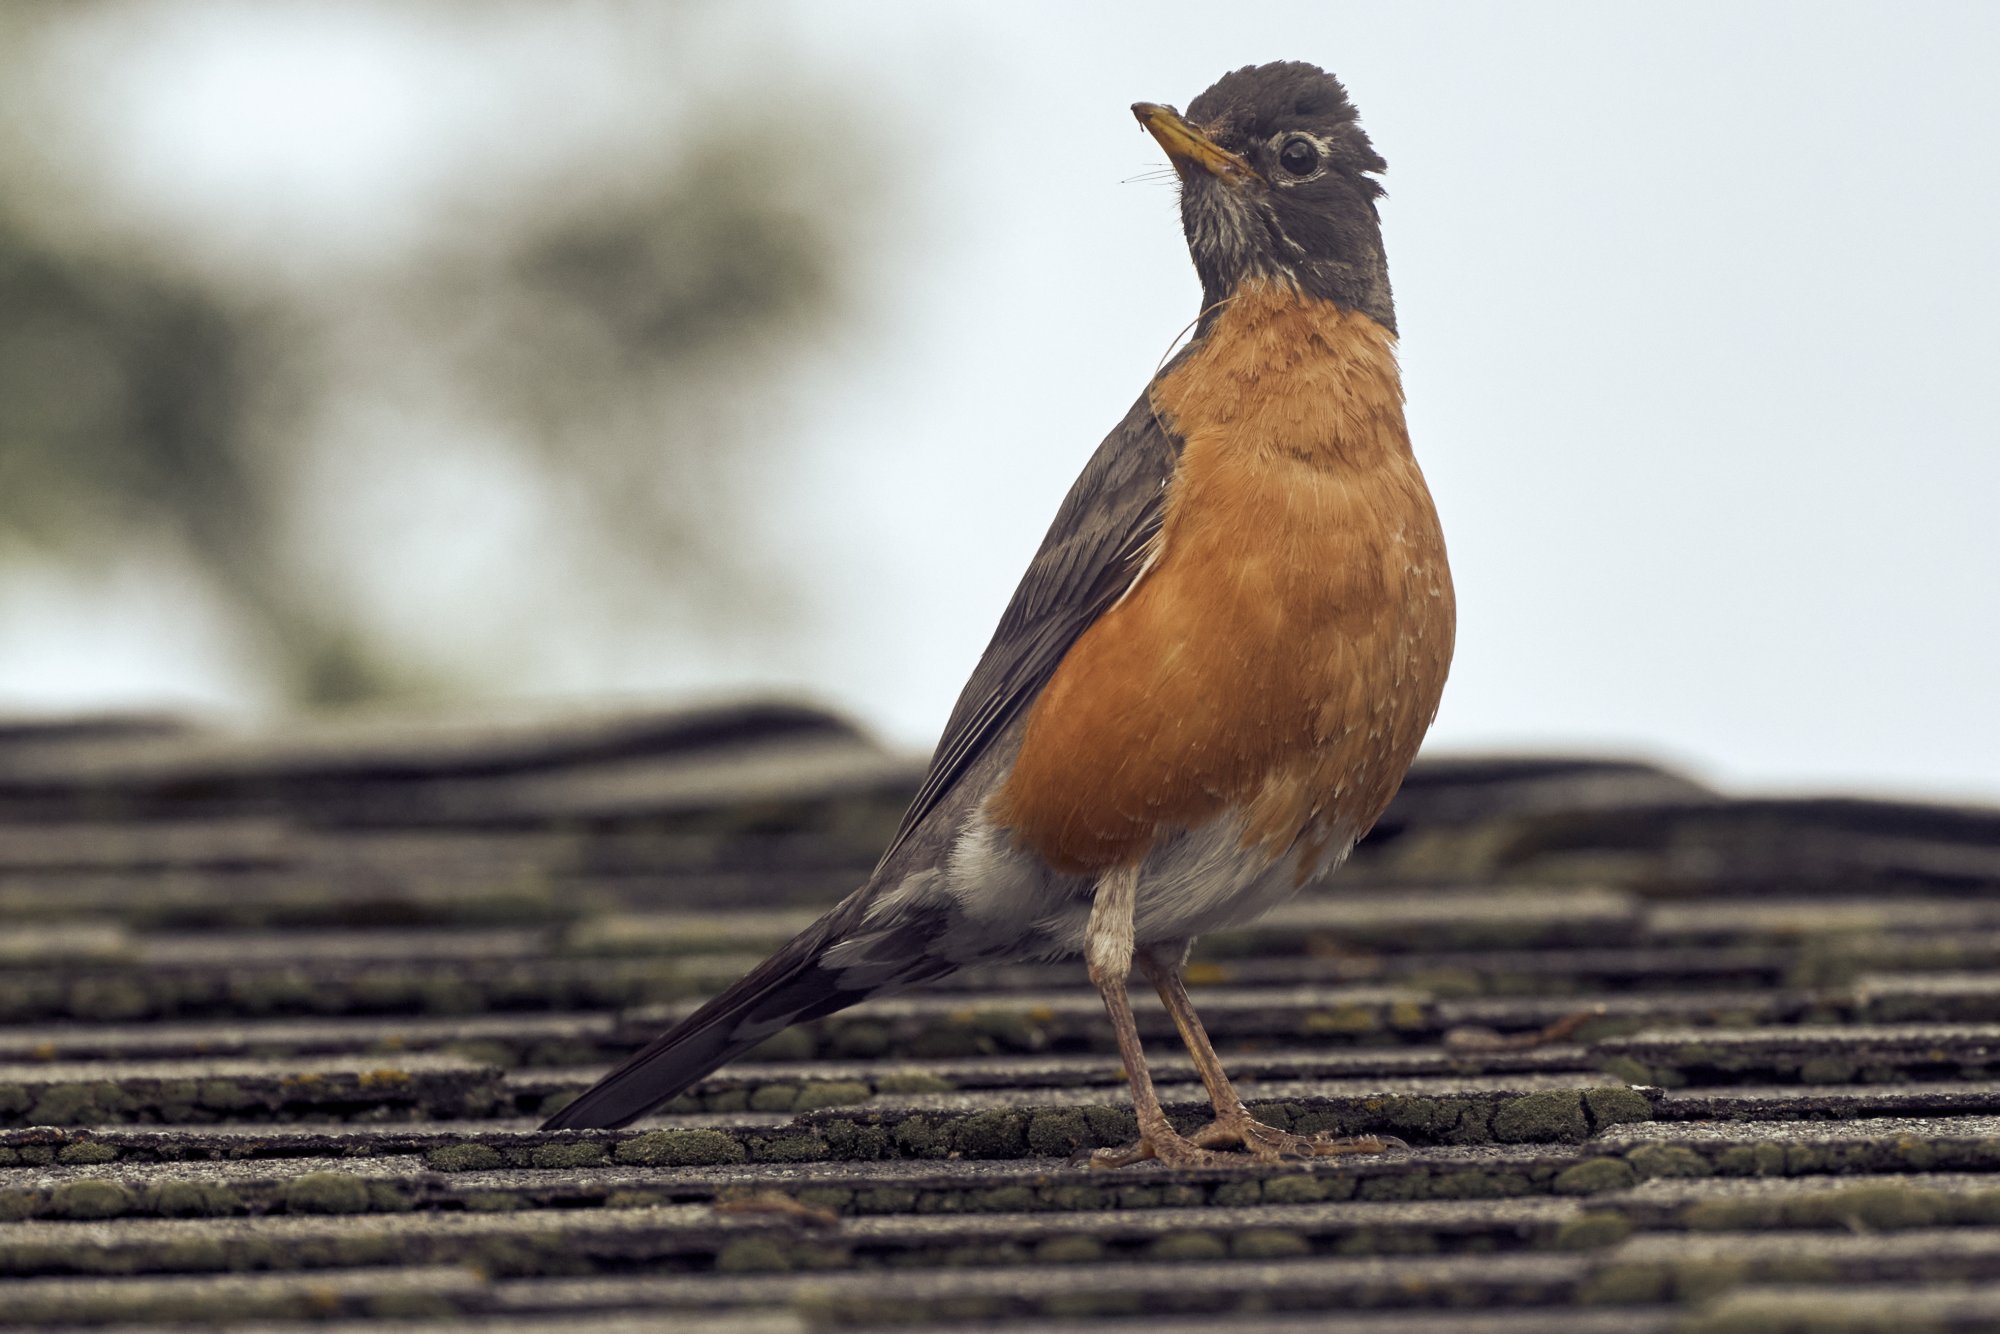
[4,700,2000,1330]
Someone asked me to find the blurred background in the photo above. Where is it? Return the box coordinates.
[0,0,1994,800]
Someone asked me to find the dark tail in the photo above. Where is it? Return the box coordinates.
[541,902,946,1130]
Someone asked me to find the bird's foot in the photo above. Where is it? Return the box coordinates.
[1087,1125,1236,1170]
[1189,1109,1406,1164]
[1086,1114,1405,1169]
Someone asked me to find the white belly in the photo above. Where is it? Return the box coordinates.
[935,810,1353,961]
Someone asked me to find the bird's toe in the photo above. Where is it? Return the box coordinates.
[1192,1112,1405,1163]
[1088,1128,1233,1170]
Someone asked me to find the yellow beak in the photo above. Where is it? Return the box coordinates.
[1132,102,1257,186]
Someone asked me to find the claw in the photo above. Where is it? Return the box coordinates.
[1089,1126,1235,1169]
[1190,1110,1406,1163]
[1089,1115,1406,1169]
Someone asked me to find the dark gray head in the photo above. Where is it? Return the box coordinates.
[1134,62,1394,330]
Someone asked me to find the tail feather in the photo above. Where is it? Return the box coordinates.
[541,900,946,1130]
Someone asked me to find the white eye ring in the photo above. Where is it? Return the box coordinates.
[1270,132,1328,183]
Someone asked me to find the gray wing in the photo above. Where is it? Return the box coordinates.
[877,388,1182,866]
[540,388,1181,1130]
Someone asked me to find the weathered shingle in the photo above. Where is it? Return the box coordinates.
[3,698,2000,1327]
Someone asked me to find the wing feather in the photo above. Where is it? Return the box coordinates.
[538,387,1183,1130]
[878,390,1182,865]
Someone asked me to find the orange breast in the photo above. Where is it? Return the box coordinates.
[990,286,1455,876]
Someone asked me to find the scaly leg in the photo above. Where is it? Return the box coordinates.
[1084,866,1216,1168]
[1138,946,1403,1163]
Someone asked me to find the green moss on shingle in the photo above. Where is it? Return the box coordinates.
[1492,1090,1588,1143]
[1578,1261,1671,1305]
[197,1080,251,1111]
[1715,1142,1788,1178]
[1555,1211,1634,1251]
[819,1118,891,1161]
[1026,1108,1090,1156]
[426,1143,504,1173]
[1553,1157,1637,1196]
[614,1129,746,1167]
[1232,1228,1311,1259]
[1262,1174,1333,1204]
[461,1191,525,1212]
[744,1028,815,1062]
[955,1109,1029,1159]
[747,1084,799,1114]
[1451,1103,1503,1143]
[366,1182,412,1212]
[828,1021,889,1058]
[892,1115,951,1158]
[1583,1086,1653,1128]
[1374,1095,1447,1139]
[968,1185,1036,1212]
[55,1141,118,1165]
[1678,1197,1773,1231]
[1250,1101,1302,1133]
[1358,1169,1431,1202]
[1434,1169,1524,1200]
[750,1133,829,1163]
[279,1171,372,1214]
[147,1181,242,1217]
[1626,1143,1710,1180]
[1211,1179,1262,1207]
[715,1237,796,1273]
[792,1081,871,1113]
[1151,1230,1228,1261]
[529,1141,606,1169]
[1033,1235,1103,1264]
[875,1071,954,1094]
[1597,1057,1655,1087]
[1042,1183,1112,1211]
[855,1186,917,1214]
[48,1179,135,1219]
[28,1081,125,1126]
[1083,1104,1137,1144]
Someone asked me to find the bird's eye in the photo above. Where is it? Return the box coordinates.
[1276,136,1321,177]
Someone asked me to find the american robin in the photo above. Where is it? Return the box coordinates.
[544,61,1454,1168]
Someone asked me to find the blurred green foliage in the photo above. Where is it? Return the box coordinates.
[455,130,849,586]
[0,227,385,702]
[0,2,869,706]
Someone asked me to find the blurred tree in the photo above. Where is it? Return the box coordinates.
[0,225,411,704]
[433,125,851,605]
[0,0,871,708]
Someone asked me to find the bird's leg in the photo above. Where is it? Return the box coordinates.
[1138,946,1403,1163]
[1084,865,1214,1169]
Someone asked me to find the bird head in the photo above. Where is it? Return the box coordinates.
[1135,62,1394,330]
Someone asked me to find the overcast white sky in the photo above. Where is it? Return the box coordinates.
[3,1,1997,802]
